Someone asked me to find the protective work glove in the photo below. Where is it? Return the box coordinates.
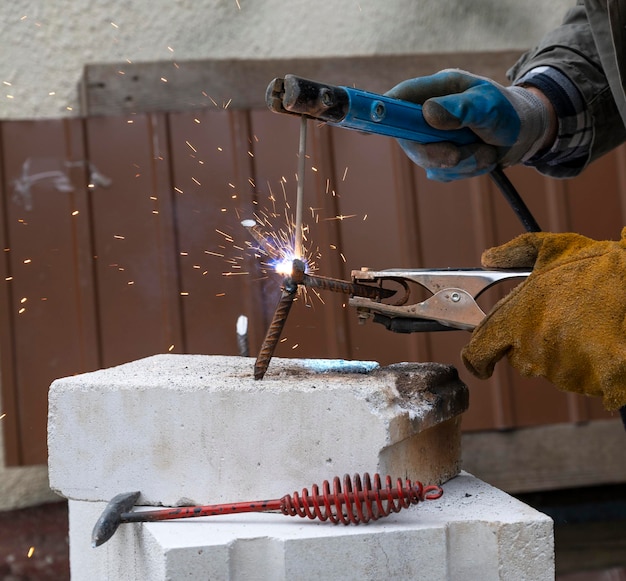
[461,228,626,411]
[385,69,552,181]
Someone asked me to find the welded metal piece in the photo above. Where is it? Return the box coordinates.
[253,260,395,379]
[254,260,305,380]
[91,473,443,546]
[302,271,395,300]
[254,285,297,380]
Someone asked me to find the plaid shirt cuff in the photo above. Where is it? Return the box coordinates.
[516,66,592,177]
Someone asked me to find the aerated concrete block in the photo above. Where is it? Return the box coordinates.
[48,354,468,506]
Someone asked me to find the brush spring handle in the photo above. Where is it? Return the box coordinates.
[281,472,442,524]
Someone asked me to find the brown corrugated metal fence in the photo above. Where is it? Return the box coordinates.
[0,109,620,465]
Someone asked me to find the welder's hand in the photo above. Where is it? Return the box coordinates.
[461,229,626,411]
[385,69,552,181]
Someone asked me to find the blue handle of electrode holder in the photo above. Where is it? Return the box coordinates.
[336,86,477,145]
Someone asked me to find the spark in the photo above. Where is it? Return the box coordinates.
[235,0,241,8]
[0,413,5,420]
[111,22,119,29]
[168,344,175,351]
[23,259,31,264]
[113,235,125,240]
[72,210,79,216]
[215,229,234,243]
[342,167,349,181]
[185,140,197,153]
[325,214,357,221]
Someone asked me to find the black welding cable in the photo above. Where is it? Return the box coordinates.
[489,167,541,233]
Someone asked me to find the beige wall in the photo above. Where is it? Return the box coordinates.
[1,0,572,119]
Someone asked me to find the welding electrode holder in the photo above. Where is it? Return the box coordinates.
[266,74,477,145]
[266,74,541,233]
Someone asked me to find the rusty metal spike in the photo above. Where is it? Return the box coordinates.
[254,284,298,380]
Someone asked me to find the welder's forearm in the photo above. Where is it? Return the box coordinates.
[522,86,557,153]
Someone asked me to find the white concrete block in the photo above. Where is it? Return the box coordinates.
[48,354,467,506]
[69,472,554,581]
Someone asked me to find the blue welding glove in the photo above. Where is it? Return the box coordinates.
[385,69,552,181]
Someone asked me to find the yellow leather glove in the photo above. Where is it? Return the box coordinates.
[461,228,626,411]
